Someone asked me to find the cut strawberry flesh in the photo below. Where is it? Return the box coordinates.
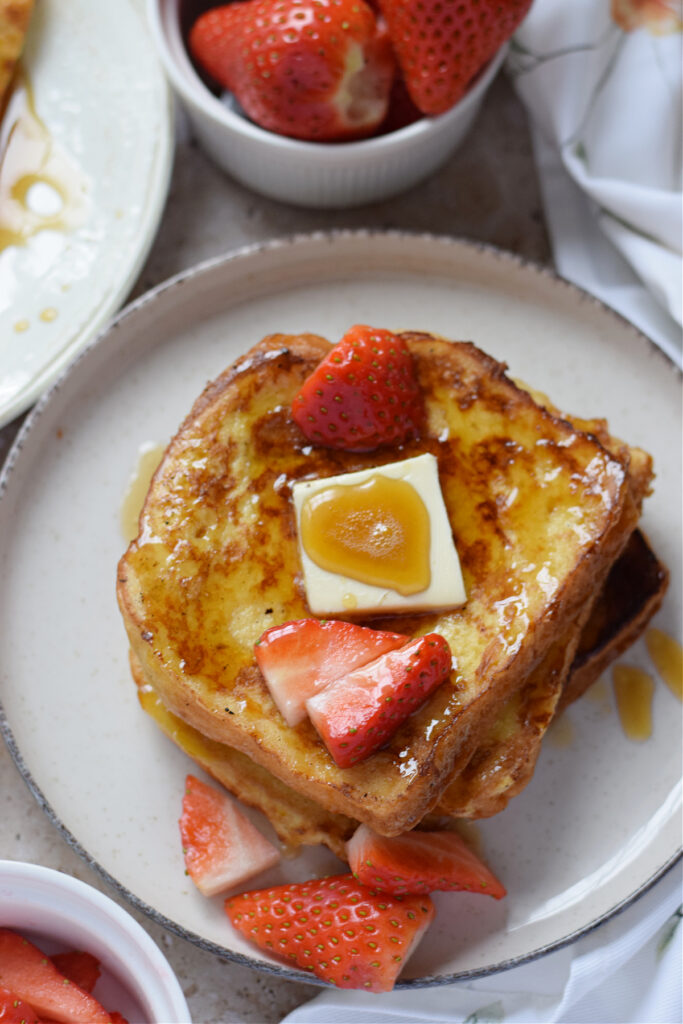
[346,824,507,898]
[0,930,112,1024]
[306,632,452,767]
[0,986,40,1024]
[255,618,408,727]
[180,774,280,897]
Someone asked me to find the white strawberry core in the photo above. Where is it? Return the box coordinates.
[336,42,387,128]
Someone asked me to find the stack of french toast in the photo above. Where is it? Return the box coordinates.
[116,330,667,859]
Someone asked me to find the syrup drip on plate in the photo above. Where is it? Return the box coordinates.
[0,66,89,253]
[120,443,165,543]
[646,628,683,700]
[612,664,654,741]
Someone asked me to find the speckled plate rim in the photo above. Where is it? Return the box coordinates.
[0,0,175,429]
[0,229,681,990]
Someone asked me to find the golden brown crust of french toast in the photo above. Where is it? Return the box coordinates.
[435,617,585,819]
[0,0,33,109]
[561,528,668,709]
[117,331,639,835]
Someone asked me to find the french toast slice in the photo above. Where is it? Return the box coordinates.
[117,332,638,835]
[131,525,667,848]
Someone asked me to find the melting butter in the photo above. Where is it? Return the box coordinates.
[292,453,466,617]
[299,473,431,596]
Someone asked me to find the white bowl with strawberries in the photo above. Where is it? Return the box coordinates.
[0,860,190,1023]
[147,0,531,208]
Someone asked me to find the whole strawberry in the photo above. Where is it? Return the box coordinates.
[226,873,434,991]
[189,0,396,141]
[377,0,533,116]
[291,324,423,451]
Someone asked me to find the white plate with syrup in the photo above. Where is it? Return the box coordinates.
[0,0,173,428]
[0,232,680,987]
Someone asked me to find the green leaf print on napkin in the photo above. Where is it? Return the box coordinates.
[464,1001,505,1024]
[656,904,682,959]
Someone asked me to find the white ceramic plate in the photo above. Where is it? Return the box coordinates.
[0,232,681,987]
[0,0,173,428]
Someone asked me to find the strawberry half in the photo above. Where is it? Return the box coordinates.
[377,0,533,116]
[189,0,395,142]
[226,873,434,991]
[306,632,452,767]
[180,774,281,896]
[291,325,423,452]
[255,618,408,726]
[346,824,507,898]
[0,930,112,1024]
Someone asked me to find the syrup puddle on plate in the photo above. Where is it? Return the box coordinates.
[646,628,683,701]
[120,443,165,543]
[612,665,655,742]
[0,65,90,274]
[610,629,682,742]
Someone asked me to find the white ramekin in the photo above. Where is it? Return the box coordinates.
[0,860,190,1024]
[147,0,507,209]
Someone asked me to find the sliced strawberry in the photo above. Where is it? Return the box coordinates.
[291,325,423,452]
[0,930,111,1024]
[189,0,395,142]
[255,618,408,726]
[378,0,533,116]
[306,632,452,767]
[346,824,507,898]
[49,952,100,994]
[0,986,40,1023]
[180,774,281,897]
[226,873,434,991]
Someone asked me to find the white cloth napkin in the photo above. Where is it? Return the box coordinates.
[282,5,682,1021]
[507,0,683,366]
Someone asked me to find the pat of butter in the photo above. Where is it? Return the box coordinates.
[292,453,466,616]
